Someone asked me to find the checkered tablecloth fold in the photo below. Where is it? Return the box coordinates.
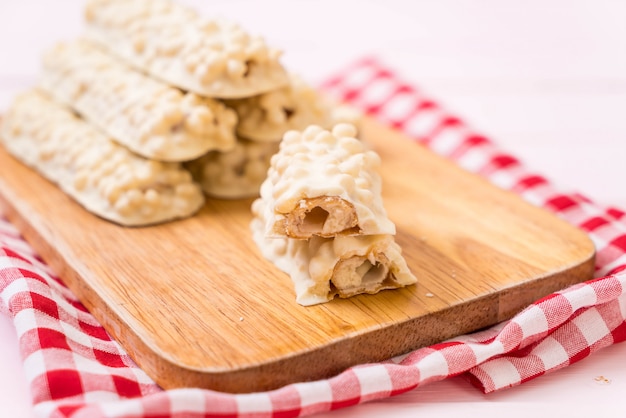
[1,56,625,417]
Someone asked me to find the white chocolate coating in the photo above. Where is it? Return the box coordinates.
[0,90,205,226]
[251,199,416,306]
[84,0,289,98]
[39,40,237,162]
[226,75,360,142]
[185,138,279,199]
[259,123,396,238]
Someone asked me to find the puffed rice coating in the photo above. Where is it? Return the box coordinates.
[258,123,396,238]
[185,138,279,199]
[226,74,360,142]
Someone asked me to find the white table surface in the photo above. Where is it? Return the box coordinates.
[1,1,626,417]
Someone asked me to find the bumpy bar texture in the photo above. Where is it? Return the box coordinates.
[185,138,279,199]
[84,0,289,98]
[0,90,205,226]
[40,40,237,162]
[251,199,416,306]
[258,123,396,239]
[226,75,360,142]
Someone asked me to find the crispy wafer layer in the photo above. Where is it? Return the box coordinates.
[0,90,205,226]
[251,199,416,306]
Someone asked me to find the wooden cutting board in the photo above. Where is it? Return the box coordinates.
[0,117,595,393]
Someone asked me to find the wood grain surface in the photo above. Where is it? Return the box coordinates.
[0,117,595,393]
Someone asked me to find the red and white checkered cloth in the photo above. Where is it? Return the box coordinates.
[1,56,625,417]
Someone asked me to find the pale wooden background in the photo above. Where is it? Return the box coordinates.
[1,1,625,417]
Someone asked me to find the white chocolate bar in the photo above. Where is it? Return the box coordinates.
[84,0,289,98]
[251,199,417,306]
[226,75,361,142]
[39,40,237,162]
[258,124,396,238]
[185,138,279,199]
[0,90,205,226]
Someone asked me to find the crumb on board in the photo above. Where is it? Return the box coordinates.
[593,375,611,385]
